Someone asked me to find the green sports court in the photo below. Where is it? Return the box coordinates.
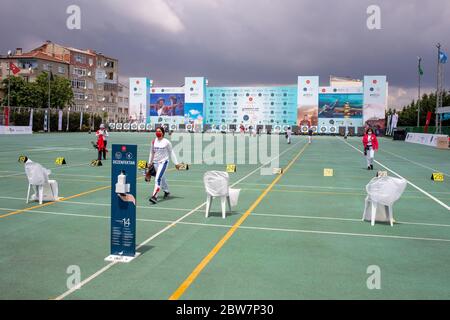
[0,132,449,300]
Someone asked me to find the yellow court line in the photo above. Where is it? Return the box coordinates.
[168,143,309,300]
[0,185,111,219]
[0,169,175,219]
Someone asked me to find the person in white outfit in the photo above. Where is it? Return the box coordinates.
[308,126,313,144]
[148,127,181,204]
[286,127,292,144]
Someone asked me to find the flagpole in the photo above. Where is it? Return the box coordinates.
[417,57,421,127]
[47,66,52,132]
[48,64,51,109]
[436,43,441,134]
[7,50,12,107]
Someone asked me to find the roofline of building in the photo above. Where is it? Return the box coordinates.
[0,52,70,64]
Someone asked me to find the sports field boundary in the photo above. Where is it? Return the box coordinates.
[54,139,305,300]
[168,143,309,300]
[338,137,450,211]
[2,206,450,243]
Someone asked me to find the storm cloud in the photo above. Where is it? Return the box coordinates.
[1,0,449,107]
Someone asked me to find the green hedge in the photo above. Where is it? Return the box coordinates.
[7,109,103,132]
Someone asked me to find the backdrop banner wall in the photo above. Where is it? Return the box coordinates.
[205,86,297,126]
[125,75,388,132]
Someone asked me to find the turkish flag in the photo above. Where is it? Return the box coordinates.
[9,62,20,75]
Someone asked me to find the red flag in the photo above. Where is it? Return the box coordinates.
[9,62,20,75]
[424,111,432,133]
[4,107,10,124]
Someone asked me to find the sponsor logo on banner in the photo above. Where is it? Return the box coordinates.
[129,77,150,122]
[405,132,449,147]
[363,76,387,130]
[184,77,205,125]
[185,77,205,103]
[298,76,319,127]
[0,125,32,134]
[205,86,297,126]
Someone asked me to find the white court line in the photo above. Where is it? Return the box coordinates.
[55,140,304,300]
[237,225,450,243]
[2,206,449,243]
[0,147,91,154]
[339,137,450,211]
[380,148,450,177]
[250,212,450,228]
[0,162,91,178]
[3,194,450,227]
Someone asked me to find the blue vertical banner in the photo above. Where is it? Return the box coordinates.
[105,144,139,262]
[184,77,206,128]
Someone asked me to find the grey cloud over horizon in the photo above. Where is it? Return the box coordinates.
[1,0,449,108]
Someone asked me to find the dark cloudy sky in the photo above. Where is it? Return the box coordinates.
[1,0,449,108]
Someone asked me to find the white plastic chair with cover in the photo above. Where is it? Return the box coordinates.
[363,176,407,226]
[204,171,240,219]
[24,159,58,204]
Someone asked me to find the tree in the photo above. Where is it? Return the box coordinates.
[1,73,74,108]
[1,76,28,106]
[35,72,74,108]
[397,91,450,126]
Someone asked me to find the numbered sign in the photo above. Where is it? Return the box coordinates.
[376,171,388,177]
[55,157,67,165]
[431,173,444,182]
[272,167,283,174]
[177,163,189,170]
[18,155,28,163]
[137,160,148,169]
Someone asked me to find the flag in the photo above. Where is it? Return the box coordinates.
[29,108,34,128]
[58,110,63,131]
[424,111,432,133]
[48,71,54,81]
[4,107,10,124]
[9,62,20,75]
[439,50,448,64]
[44,109,48,132]
[418,57,424,75]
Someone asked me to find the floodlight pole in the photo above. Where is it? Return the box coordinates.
[417,57,421,127]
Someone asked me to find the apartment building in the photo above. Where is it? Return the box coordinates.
[0,48,70,102]
[1,41,122,117]
[117,82,130,122]
[32,41,119,114]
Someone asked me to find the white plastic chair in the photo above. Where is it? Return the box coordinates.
[362,176,407,226]
[204,171,237,219]
[24,159,58,204]
[27,180,58,204]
